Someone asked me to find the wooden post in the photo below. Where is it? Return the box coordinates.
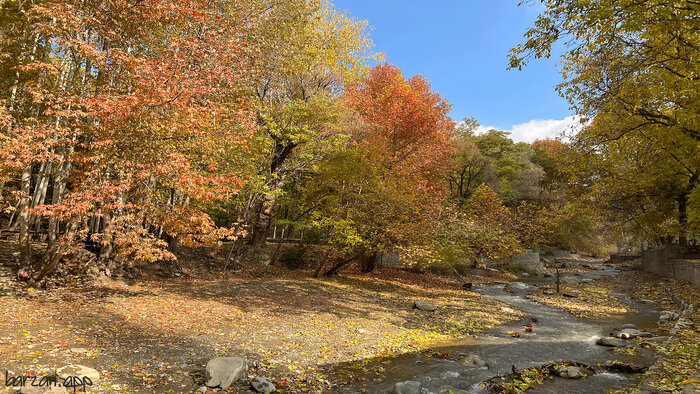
[556,268,560,294]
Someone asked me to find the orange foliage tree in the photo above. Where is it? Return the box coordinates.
[315,63,455,273]
[0,0,258,280]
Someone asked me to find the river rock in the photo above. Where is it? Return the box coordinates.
[508,282,531,290]
[612,328,653,339]
[251,377,275,393]
[561,261,579,269]
[676,318,695,328]
[543,272,554,278]
[618,323,638,330]
[205,357,247,388]
[413,300,437,311]
[392,380,422,394]
[596,337,635,347]
[455,353,488,368]
[660,311,680,322]
[556,366,583,379]
[441,371,460,379]
[671,318,695,334]
[56,364,100,383]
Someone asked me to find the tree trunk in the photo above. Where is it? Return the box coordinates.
[98,212,113,262]
[34,219,78,284]
[360,253,377,273]
[313,248,332,278]
[31,161,52,230]
[43,161,67,265]
[678,193,688,246]
[251,192,276,247]
[6,201,21,230]
[250,140,297,247]
[17,165,33,276]
[324,255,359,277]
[168,233,179,250]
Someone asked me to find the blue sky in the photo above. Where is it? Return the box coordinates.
[333,0,579,142]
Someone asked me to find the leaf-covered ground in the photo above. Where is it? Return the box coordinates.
[626,271,700,393]
[0,252,524,393]
[527,275,634,318]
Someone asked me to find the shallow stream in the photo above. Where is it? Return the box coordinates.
[335,266,660,393]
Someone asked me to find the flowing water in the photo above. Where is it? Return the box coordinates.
[334,266,660,393]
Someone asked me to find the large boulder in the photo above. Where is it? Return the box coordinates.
[413,300,437,311]
[205,357,247,388]
[393,381,422,394]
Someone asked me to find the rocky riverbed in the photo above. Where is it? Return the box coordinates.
[330,264,685,394]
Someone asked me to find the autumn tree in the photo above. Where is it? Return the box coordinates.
[0,0,258,280]
[512,0,700,246]
[570,115,699,246]
[510,0,699,143]
[303,63,455,274]
[244,0,381,247]
[449,118,493,203]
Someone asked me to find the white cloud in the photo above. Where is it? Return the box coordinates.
[474,115,584,143]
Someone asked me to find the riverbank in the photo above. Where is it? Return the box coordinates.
[525,262,700,393]
[628,271,700,393]
[0,260,524,393]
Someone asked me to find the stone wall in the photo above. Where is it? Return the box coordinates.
[641,245,700,287]
[375,253,404,267]
[510,250,544,272]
